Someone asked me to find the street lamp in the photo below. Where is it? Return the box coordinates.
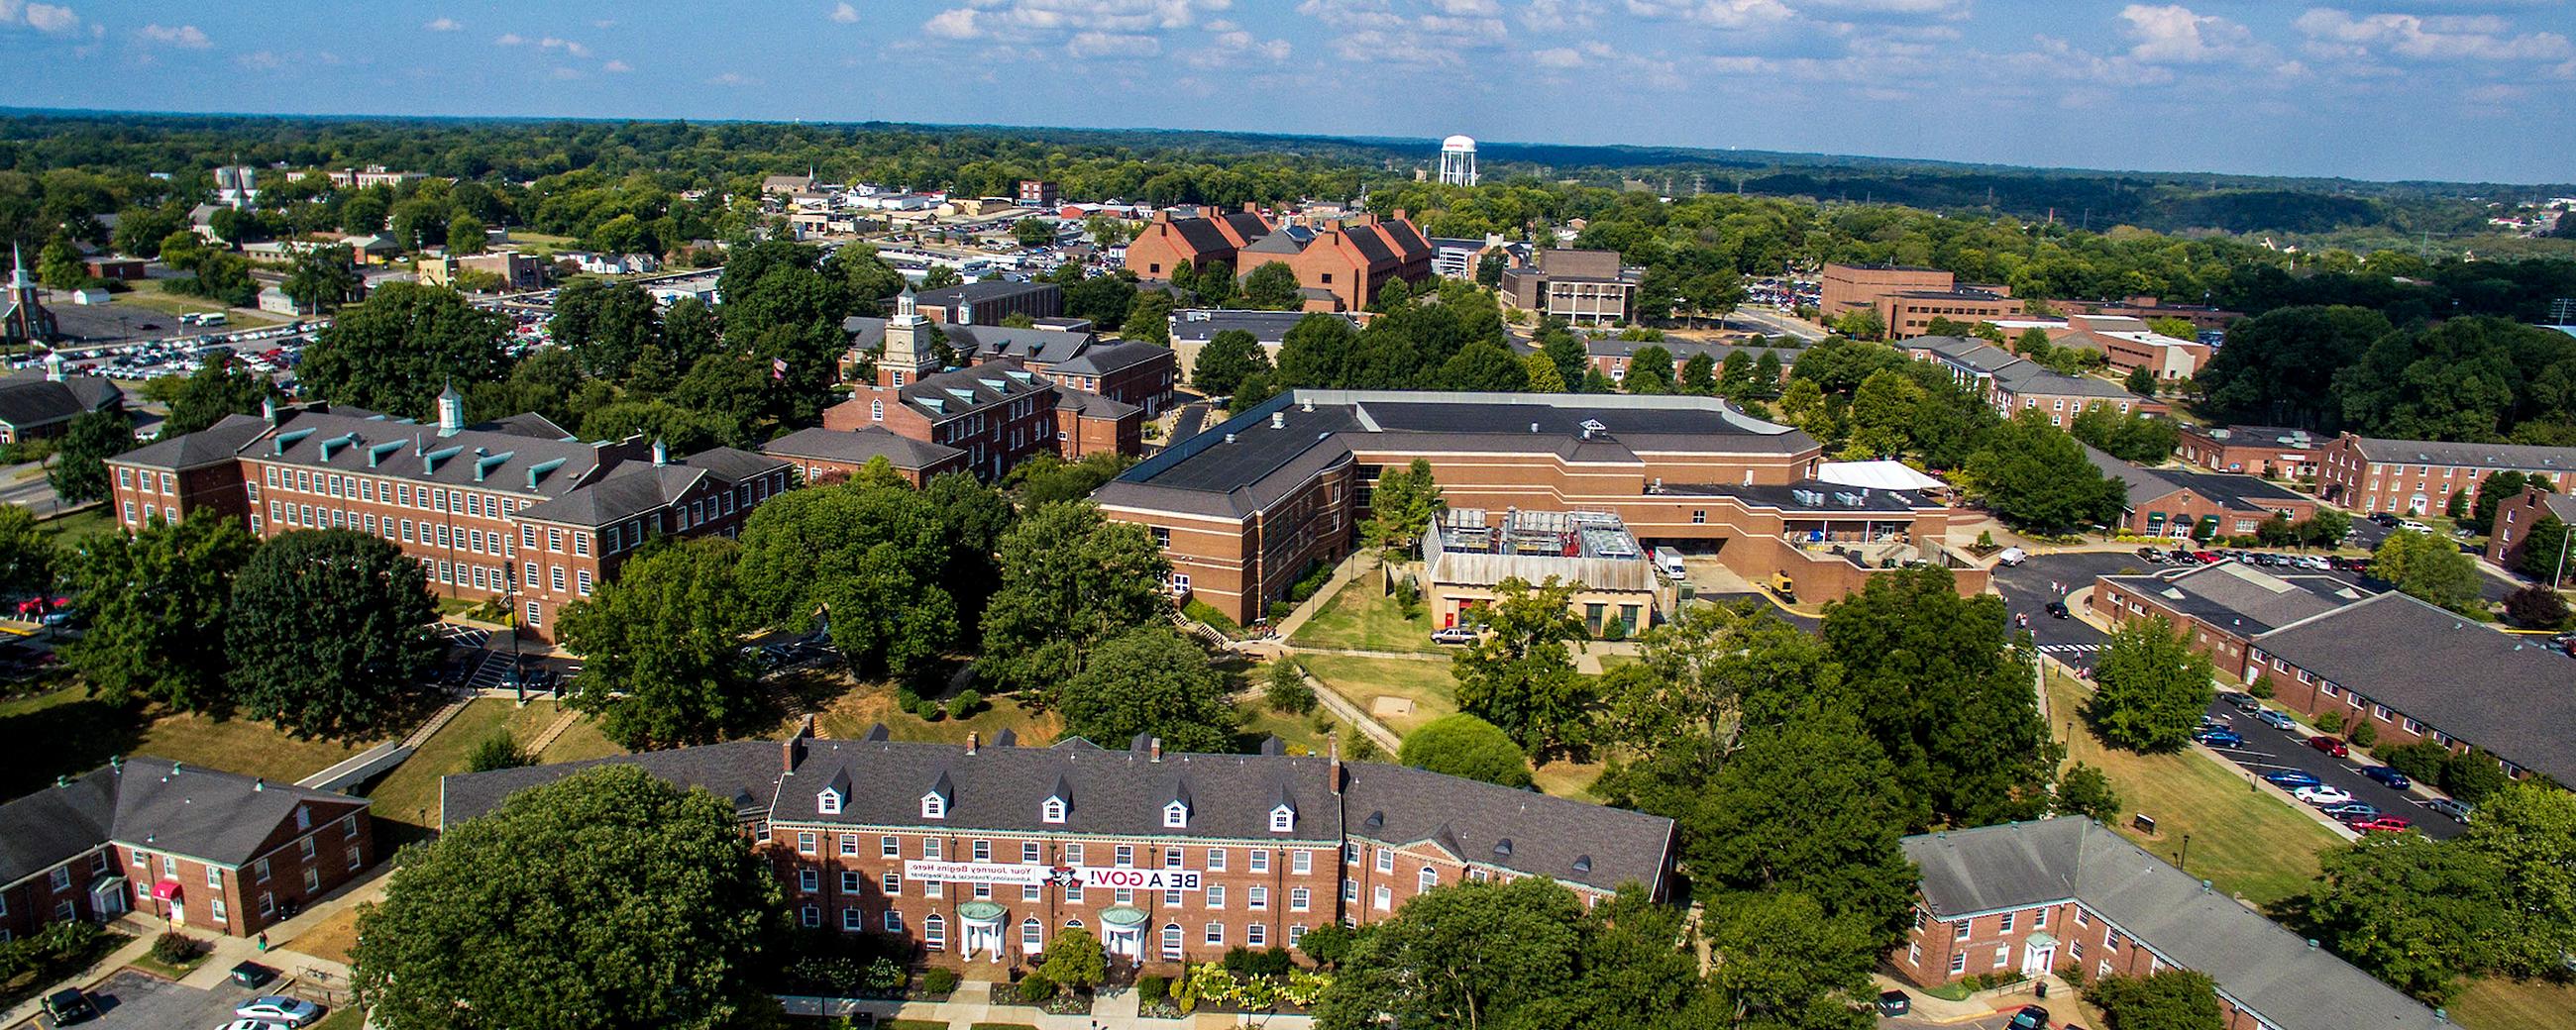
[2177,833,2192,874]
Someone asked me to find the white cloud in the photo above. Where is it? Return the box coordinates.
[551,66,582,79]
[137,23,211,49]
[924,8,981,38]
[2119,5,2261,64]
[1520,0,1596,30]
[1298,0,1508,62]
[1186,27,1292,65]
[494,33,525,46]
[1622,0,1793,29]
[602,58,632,72]
[2296,8,2572,62]
[538,37,591,57]
[1531,39,1615,67]
[924,0,1234,39]
[1067,29,1160,57]
[236,50,282,71]
[424,17,461,32]
[830,2,858,23]
[1,1,83,34]
[707,70,758,85]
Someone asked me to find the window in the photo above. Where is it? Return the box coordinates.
[800,904,820,928]
[298,838,316,862]
[1249,886,1269,910]
[1291,850,1311,875]
[882,836,901,859]
[1993,946,2009,969]
[922,839,941,861]
[212,898,228,924]
[1164,849,1183,870]
[1417,867,1438,892]
[925,879,942,898]
[799,869,819,892]
[921,792,946,819]
[304,868,321,891]
[841,871,861,892]
[838,835,858,857]
[2075,909,2091,928]
[1954,921,1971,942]
[1042,797,1066,824]
[1291,887,1310,911]
[843,907,864,932]
[2035,907,2048,929]
[1066,844,1084,866]
[259,892,273,916]
[1022,918,1043,954]
[882,872,902,895]
[1372,884,1392,909]
[1247,923,1267,947]
[1248,850,1270,874]
[1208,884,1227,909]
[1065,879,1084,903]
[1205,922,1225,945]
[797,831,817,854]
[1162,800,1189,828]
[1342,880,1358,903]
[1162,922,1184,959]
[1207,848,1227,873]
[1343,843,1359,865]
[51,868,71,892]
[1999,912,2015,933]
[1290,924,1308,947]
[1269,805,1295,832]
[1116,845,1134,868]
[576,569,592,595]
[205,865,222,887]
[1376,849,1393,874]
[1950,952,1968,975]
[924,914,946,951]
[885,910,906,934]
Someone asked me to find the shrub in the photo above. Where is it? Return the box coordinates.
[1267,600,1296,624]
[1263,661,1316,715]
[466,730,532,772]
[151,931,199,965]
[1295,924,1354,968]
[2503,584,2570,629]
[894,686,922,710]
[1015,972,1059,1003]
[2057,763,2121,821]
[2349,720,2377,749]
[2380,741,2449,784]
[1346,733,1381,761]
[951,689,983,718]
[1137,975,1170,1003]
[2315,709,2344,734]
[865,957,908,992]
[1391,576,1421,619]
[914,698,946,721]
[2249,674,2275,699]
[923,967,960,995]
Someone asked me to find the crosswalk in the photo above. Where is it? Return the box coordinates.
[2038,643,2098,655]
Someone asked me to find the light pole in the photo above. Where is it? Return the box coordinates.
[2177,833,2192,874]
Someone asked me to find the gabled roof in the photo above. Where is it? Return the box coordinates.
[0,765,117,886]
[2344,436,2576,474]
[1343,763,1670,892]
[895,360,1050,421]
[1906,820,2443,1030]
[1,757,369,884]
[0,371,119,430]
[111,413,271,470]
[438,741,784,827]
[761,426,965,471]
[1045,340,1170,377]
[2100,563,2365,637]
[514,448,783,528]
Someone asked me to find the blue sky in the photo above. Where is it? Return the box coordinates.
[2,1,2569,183]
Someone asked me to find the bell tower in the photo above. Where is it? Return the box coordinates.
[878,285,938,388]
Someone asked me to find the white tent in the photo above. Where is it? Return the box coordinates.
[1815,460,1946,492]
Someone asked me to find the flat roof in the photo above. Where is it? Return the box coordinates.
[2099,564,2368,637]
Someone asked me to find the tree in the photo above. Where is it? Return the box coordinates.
[1263,659,1316,714]
[1362,459,1444,558]
[225,529,442,740]
[1523,353,1568,392]
[353,765,783,1030]
[45,409,136,505]
[1275,312,1360,389]
[980,502,1171,695]
[1240,261,1302,310]
[1124,289,1174,345]
[1475,251,1507,287]
[2455,783,2576,979]
[1680,352,1719,395]
[1039,926,1107,989]
[1002,452,1135,508]
[557,539,762,750]
[2518,515,2570,585]
[2503,584,2569,629]
[1963,410,2127,534]
[466,730,531,772]
[2056,763,2121,821]
[2306,834,2503,1003]
[1687,698,1919,938]
[1436,340,1530,392]
[59,511,258,713]
[159,355,280,438]
[1702,890,1878,1030]
[1624,346,1677,394]
[2148,316,2199,340]
[1397,713,1533,787]
[2463,470,2529,534]
[1012,218,1054,248]
[2371,530,2482,613]
[281,245,362,314]
[1063,271,1140,330]
[2123,365,2157,396]
[1058,625,1236,752]
[733,482,959,681]
[1192,329,1270,396]
[551,279,664,380]
[1830,307,1884,341]
[2084,971,2225,1030]
[1451,576,1592,756]
[36,239,88,290]
[1844,369,1923,459]
[446,213,487,255]
[1315,878,1712,1030]
[0,505,51,599]
[298,281,514,419]
[1821,566,2055,827]
[2085,617,2214,752]
[920,471,1016,635]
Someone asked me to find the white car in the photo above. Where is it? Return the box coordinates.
[233,996,323,1026]
[222,1020,293,1030]
[2294,784,2356,806]
[2399,520,2431,533]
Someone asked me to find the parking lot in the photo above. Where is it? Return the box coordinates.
[20,970,257,1030]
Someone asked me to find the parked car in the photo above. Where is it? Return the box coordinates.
[222,1020,293,1030]
[2358,766,2413,790]
[2295,784,2357,806]
[1430,626,1478,646]
[2400,519,2432,533]
[2135,546,2165,563]
[2264,770,2323,788]
[2195,728,2245,748]
[2319,801,2380,819]
[2349,816,2415,833]
[234,996,324,1026]
[2427,797,2475,823]
[42,987,95,1024]
[2253,709,2298,730]
[2224,692,2264,713]
[2007,1004,2053,1030]
[2369,512,2400,526]
[2044,601,2070,619]
[2308,735,2350,758]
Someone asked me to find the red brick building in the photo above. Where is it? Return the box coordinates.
[0,757,374,943]
[2175,424,2325,480]
[1124,207,1273,281]
[2315,433,2575,516]
[2057,314,2211,381]
[761,427,970,486]
[2088,446,2318,539]
[2088,563,2364,677]
[442,726,1674,970]
[1232,214,1433,313]
[1819,263,2021,339]
[2487,485,2576,579]
[1899,819,2441,1030]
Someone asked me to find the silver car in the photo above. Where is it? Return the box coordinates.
[233,995,324,1027]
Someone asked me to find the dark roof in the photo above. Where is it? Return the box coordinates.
[2086,446,2308,513]
[2098,564,2367,637]
[1241,233,1309,257]
[2250,592,2576,782]
[440,741,785,827]
[762,426,965,470]
[0,371,118,430]
[1375,219,1431,257]
[1585,339,1798,365]
[895,360,1050,422]
[2346,436,2576,474]
[916,280,1060,309]
[1162,217,1234,256]
[515,448,786,527]
[1342,763,1668,891]
[110,413,270,470]
[1168,309,1357,346]
[1220,211,1271,245]
[1056,389,1138,419]
[939,324,1096,364]
[246,408,618,498]
[2185,425,2324,451]
[1047,340,1170,377]
[1907,820,2443,1030]
[0,766,117,886]
[2,757,367,882]
[778,737,1336,842]
[1339,223,1396,264]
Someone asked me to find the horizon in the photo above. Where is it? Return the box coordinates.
[0,1,2568,184]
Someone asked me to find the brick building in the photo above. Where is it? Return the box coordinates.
[0,757,374,943]
[762,427,970,487]
[1092,391,1981,627]
[2088,563,2365,676]
[1497,249,1640,325]
[2315,433,2575,516]
[2487,485,2576,579]
[442,726,1673,970]
[1898,819,2441,1030]
[2088,446,2318,539]
[2054,295,2241,333]
[1166,310,1360,387]
[106,393,793,642]
[416,252,545,293]
[1017,180,1059,209]
[912,281,1063,327]
[1909,337,2153,426]
[2056,314,2211,381]
[2247,591,2576,783]
[1124,207,1273,280]
[1819,263,2021,339]
[843,313,1175,419]
[0,360,123,444]
[1231,213,1434,313]
[2175,424,2325,480]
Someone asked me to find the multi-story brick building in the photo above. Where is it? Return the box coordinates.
[1092,391,1981,627]
[2487,484,2576,579]
[1898,819,2441,1030]
[2315,433,2575,516]
[2088,446,2318,539]
[1584,339,1796,387]
[1230,213,1433,313]
[1819,263,2021,339]
[1017,180,1059,209]
[912,281,1063,327]
[2175,424,2326,480]
[762,427,970,487]
[1124,207,1273,281]
[2055,314,2210,381]
[2087,563,2365,676]
[2053,295,2241,333]
[442,725,1673,969]
[105,393,793,642]
[0,757,374,943]
[1497,249,1640,325]
[2246,591,2576,784]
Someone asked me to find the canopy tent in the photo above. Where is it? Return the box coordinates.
[1815,461,1946,492]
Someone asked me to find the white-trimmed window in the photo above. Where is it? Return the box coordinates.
[882,872,901,895]
[1021,917,1043,953]
[1163,800,1189,828]
[1042,796,1067,824]
[921,792,946,819]
[1116,845,1133,867]
[885,910,905,934]
[801,904,820,928]
[1208,884,1227,909]
[1373,884,1391,910]
[1021,842,1040,863]
[922,839,941,860]
[882,836,900,859]
[842,871,861,892]
[1290,887,1310,911]
[1162,922,1183,959]
[1954,921,1971,942]
[1249,850,1269,874]
[839,835,858,856]
[1269,805,1295,832]
[1205,922,1224,945]
[842,907,864,932]
[817,790,842,815]
[1248,886,1268,910]
[797,831,816,854]
[1291,850,1312,875]
[924,914,946,951]
[1950,952,1968,975]
[1375,849,1393,874]
[1207,848,1227,872]
[1247,923,1266,947]
[799,869,819,892]
[1417,867,1437,892]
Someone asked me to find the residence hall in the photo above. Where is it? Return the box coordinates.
[2176,424,2327,481]
[1585,338,1796,387]
[761,427,969,487]
[1228,213,1434,313]
[911,280,1063,327]
[2088,563,2367,676]
[1164,309,1363,387]
[1122,206,1276,280]
[104,392,792,643]
[1907,337,2158,426]
[1423,509,1675,638]
[2052,313,2211,381]
[2247,591,2576,785]
[1818,262,2022,339]
[2315,433,2574,516]
[1898,818,2442,1030]
[1497,249,1641,325]
[2086,445,2319,539]
[441,725,1674,970]
[0,757,373,943]
[2487,484,2576,576]
[1090,390,1979,628]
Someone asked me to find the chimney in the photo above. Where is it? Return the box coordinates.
[254,777,265,792]
[1328,732,1342,794]
[966,732,979,756]
[1392,208,1408,223]
[781,714,814,772]
[1149,737,1163,763]
[262,397,278,424]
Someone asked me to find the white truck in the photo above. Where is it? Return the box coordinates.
[1652,547,1686,581]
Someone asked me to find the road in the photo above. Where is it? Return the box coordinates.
[1720,306,1828,343]
[28,969,261,1030]
[1997,551,2467,841]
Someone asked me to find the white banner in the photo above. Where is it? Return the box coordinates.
[901,862,1206,891]
[1079,867,1203,891]
[905,861,1053,885]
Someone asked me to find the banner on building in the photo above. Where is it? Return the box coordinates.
[902,862,1205,891]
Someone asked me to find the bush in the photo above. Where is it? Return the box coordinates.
[2057,763,2121,821]
[1391,576,1421,619]
[866,957,908,992]
[951,689,983,718]
[1346,733,1380,761]
[2503,584,2570,629]
[894,686,922,710]
[914,698,946,721]
[466,730,532,772]
[1267,600,1296,624]
[1263,661,1316,715]
[1015,972,1059,1003]
[2315,709,2344,734]
[923,967,960,995]
[2380,741,2450,784]
[1137,975,1170,1003]
[2249,674,2276,699]
[1285,562,1333,603]
[152,931,199,965]
[1295,924,1354,968]
[2349,720,2377,749]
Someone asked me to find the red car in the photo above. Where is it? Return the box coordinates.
[2193,550,2221,564]
[2308,735,2350,758]
[2348,816,2413,833]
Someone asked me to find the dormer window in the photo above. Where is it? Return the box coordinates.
[817,789,842,815]
[1042,797,1067,824]
[1268,804,1295,833]
[1163,800,1190,828]
[921,792,946,820]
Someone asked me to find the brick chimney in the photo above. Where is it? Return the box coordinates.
[781,714,813,772]
[966,731,979,756]
[1391,208,1408,224]
[1149,737,1163,763]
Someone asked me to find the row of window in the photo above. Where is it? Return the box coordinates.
[795,832,1323,875]
[264,464,526,522]
[792,905,1312,957]
[116,467,177,495]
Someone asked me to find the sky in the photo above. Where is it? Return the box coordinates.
[0,1,2569,184]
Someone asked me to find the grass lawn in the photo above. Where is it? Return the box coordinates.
[812,681,1060,747]
[1238,699,1333,756]
[2047,671,2342,908]
[1593,652,1639,673]
[2450,977,2576,1030]
[36,506,117,548]
[1532,758,1604,801]
[304,1009,366,1030]
[524,699,628,764]
[358,698,520,833]
[1290,574,1441,655]
[288,905,363,967]
[0,685,376,806]
[1295,653,1457,737]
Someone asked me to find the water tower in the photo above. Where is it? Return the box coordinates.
[1438,135,1478,187]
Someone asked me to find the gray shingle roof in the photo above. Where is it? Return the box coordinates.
[111,413,271,470]
[2251,592,2576,782]
[915,280,1060,309]
[895,360,1050,421]
[0,371,118,430]
[1046,340,1168,377]
[1906,819,2443,1030]
[1167,310,1357,347]
[0,766,117,886]
[761,426,965,470]
[252,408,614,498]
[2,757,368,882]
[2099,564,2366,637]
[2347,436,2576,474]
[514,448,785,528]
[1342,764,1669,892]
[439,741,785,827]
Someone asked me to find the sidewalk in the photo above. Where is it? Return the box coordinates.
[789,988,1309,1030]
[1872,973,2093,1028]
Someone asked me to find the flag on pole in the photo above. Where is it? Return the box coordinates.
[772,358,789,381]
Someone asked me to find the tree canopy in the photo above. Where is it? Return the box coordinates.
[979,502,1171,697]
[2370,529,2482,613]
[1396,713,1534,787]
[299,281,514,419]
[558,538,762,750]
[224,529,442,740]
[1057,625,1237,752]
[1450,575,1593,757]
[2085,617,2215,752]
[59,511,259,714]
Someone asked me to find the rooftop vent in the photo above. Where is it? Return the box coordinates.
[1271,411,1286,430]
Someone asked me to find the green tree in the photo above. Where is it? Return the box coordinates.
[2085,617,2215,752]
[2084,971,2225,1030]
[558,538,762,750]
[36,239,88,290]
[1475,251,1507,287]
[2056,763,2122,821]
[1039,926,1108,988]
[1001,452,1135,507]
[59,511,258,713]
[1058,625,1236,752]
[2455,782,2576,978]
[551,279,664,380]
[0,505,51,598]
[1013,218,1054,248]
[2502,584,2568,629]
[2304,828,2504,1004]
[1688,697,1919,938]
[2517,515,2570,585]
[225,529,442,741]
[1831,307,1884,341]
[1191,329,1271,396]
[2147,316,2198,340]
[1362,459,1444,559]
[1624,346,1677,394]
[1275,312,1360,389]
[281,245,363,313]
[465,730,530,772]
[1436,340,1531,392]
[1315,878,1712,1030]
[352,765,783,1030]
[1963,409,2127,534]
[980,502,1171,696]
[1397,713,1534,787]
[299,281,514,418]
[2371,530,2482,613]
[1123,289,1174,345]
[1262,659,1316,714]
[1240,260,1302,310]
[1844,368,1924,459]
[2464,470,2530,534]
[446,213,487,255]
[733,483,959,681]
[2123,365,2157,396]
[159,355,281,439]
[45,409,136,505]
[1680,352,1719,395]
[1702,890,1879,1030]
[1451,575,1592,756]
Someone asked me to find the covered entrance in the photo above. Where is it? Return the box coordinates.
[2020,931,2058,978]
[956,901,1008,964]
[1100,905,1147,961]
[87,876,128,920]
[151,878,183,925]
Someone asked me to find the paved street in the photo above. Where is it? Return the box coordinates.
[22,969,256,1030]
